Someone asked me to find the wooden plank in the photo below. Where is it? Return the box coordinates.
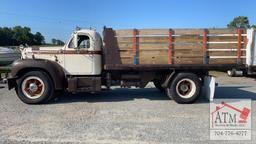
[208,29,242,34]
[140,43,203,49]
[116,36,203,43]
[116,37,133,43]
[209,51,246,56]
[209,58,245,64]
[138,29,212,35]
[137,29,169,35]
[173,44,203,49]
[116,36,245,44]
[118,43,246,50]
[118,29,204,35]
[117,43,133,48]
[138,37,168,43]
[208,43,245,49]
[115,30,134,36]
[138,49,203,57]
[173,35,202,43]
[139,54,168,64]
[120,57,133,64]
[118,43,203,50]
[119,50,133,55]
[174,49,203,57]
[135,44,159,50]
[208,36,240,42]
[173,57,203,64]
[174,48,203,52]
[139,49,168,64]
[173,29,203,35]
[139,50,167,55]
[115,29,246,36]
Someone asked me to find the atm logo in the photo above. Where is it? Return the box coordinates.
[210,99,251,140]
[210,99,251,129]
[211,101,250,128]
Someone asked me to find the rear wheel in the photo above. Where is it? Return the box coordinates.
[166,73,201,104]
[16,71,54,104]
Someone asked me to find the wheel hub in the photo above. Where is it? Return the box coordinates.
[29,83,38,92]
[21,76,45,99]
[176,78,196,99]
[180,84,189,92]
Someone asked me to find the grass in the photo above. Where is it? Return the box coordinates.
[0,67,10,74]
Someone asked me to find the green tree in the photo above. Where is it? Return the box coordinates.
[12,26,32,45]
[227,16,250,29]
[0,26,45,46]
[251,25,256,29]
[51,38,57,45]
[0,27,13,46]
[34,32,45,45]
[56,39,64,45]
[52,38,64,45]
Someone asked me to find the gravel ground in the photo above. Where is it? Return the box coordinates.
[0,74,255,144]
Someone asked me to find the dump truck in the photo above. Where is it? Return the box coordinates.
[7,27,256,104]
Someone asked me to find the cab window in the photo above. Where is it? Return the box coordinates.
[68,35,90,49]
[77,35,90,49]
[68,38,75,48]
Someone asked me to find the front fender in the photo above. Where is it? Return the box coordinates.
[9,59,66,90]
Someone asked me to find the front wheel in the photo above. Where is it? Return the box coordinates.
[16,71,54,104]
[166,73,201,104]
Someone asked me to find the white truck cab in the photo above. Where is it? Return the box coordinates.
[63,29,102,75]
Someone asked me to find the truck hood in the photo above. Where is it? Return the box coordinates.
[21,46,63,59]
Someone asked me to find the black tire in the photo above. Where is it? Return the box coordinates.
[153,80,165,93]
[16,71,54,104]
[47,90,64,102]
[166,73,201,104]
[227,69,235,77]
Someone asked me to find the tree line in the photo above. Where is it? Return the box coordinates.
[51,38,65,45]
[0,26,45,46]
[0,26,64,46]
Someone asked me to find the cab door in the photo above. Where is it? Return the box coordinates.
[64,33,93,75]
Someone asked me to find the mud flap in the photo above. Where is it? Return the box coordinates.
[7,77,17,90]
[203,76,216,101]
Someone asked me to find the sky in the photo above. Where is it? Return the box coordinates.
[0,0,256,43]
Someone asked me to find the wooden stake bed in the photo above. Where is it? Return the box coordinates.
[103,27,246,70]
